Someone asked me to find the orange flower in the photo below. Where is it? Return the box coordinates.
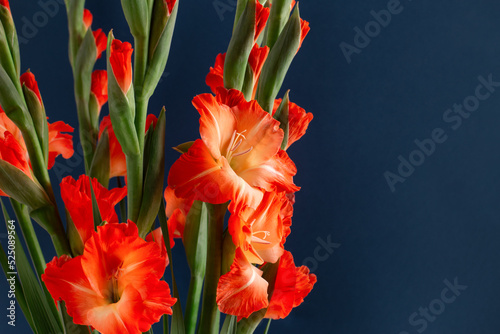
[165,0,176,14]
[216,247,269,318]
[0,107,74,196]
[93,29,107,60]
[206,44,269,100]
[228,191,292,265]
[299,19,310,51]
[254,1,270,42]
[42,222,177,334]
[0,0,9,11]
[110,39,133,94]
[83,9,93,29]
[272,99,313,150]
[163,186,194,245]
[91,70,108,111]
[265,251,317,319]
[99,114,157,178]
[168,89,299,212]
[60,175,127,246]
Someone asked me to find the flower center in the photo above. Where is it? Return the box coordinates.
[108,264,124,304]
[251,230,272,245]
[226,130,253,163]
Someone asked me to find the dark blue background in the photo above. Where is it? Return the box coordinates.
[2,0,500,333]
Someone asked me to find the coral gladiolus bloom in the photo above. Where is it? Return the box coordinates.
[42,222,177,334]
[206,44,269,100]
[93,29,107,59]
[255,1,270,42]
[272,99,313,150]
[99,115,157,178]
[83,9,93,29]
[299,19,310,50]
[110,39,133,94]
[91,70,108,111]
[217,247,269,318]
[20,71,42,104]
[60,175,127,246]
[0,132,32,196]
[164,186,194,245]
[165,0,176,15]
[265,251,317,319]
[229,191,292,265]
[47,121,75,169]
[168,89,299,211]
[0,0,10,11]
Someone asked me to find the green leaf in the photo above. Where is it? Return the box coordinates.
[221,314,237,334]
[0,65,30,126]
[273,90,290,150]
[0,159,51,211]
[137,108,166,236]
[89,177,103,228]
[120,0,151,39]
[89,128,110,188]
[172,141,194,154]
[224,0,256,91]
[0,6,21,77]
[0,21,18,89]
[22,82,49,167]
[256,5,301,113]
[1,201,64,334]
[159,201,186,334]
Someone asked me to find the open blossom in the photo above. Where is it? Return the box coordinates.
[265,251,317,319]
[168,88,299,212]
[42,222,177,334]
[99,114,157,178]
[60,174,127,247]
[110,39,133,94]
[47,121,75,169]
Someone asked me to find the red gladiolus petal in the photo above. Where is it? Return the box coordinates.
[83,9,93,29]
[0,132,32,194]
[99,116,126,178]
[164,186,194,241]
[47,120,74,169]
[265,251,316,319]
[299,19,310,51]
[214,87,246,108]
[165,0,176,14]
[91,70,108,110]
[0,107,24,146]
[206,53,225,94]
[20,71,42,104]
[0,0,10,11]
[93,29,107,60]
[272,99,313,149]
[110,39,133,94]
[217,248,269,318]
[248,44,269,99]
[255,1,270,42]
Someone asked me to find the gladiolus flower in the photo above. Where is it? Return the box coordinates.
[99,114,158,178]
[299,19,310,50]
[0,132,32,196]
[164,186,194,245]
[42,222,177,334]
[272,99,313,150]
[47,121,75,169]
[91,70,108,111]
[83,9,93,29]
[93,29,107,60]
[265,251,317,320]
[60,175,127,246]
[168,88,299,212]
[206,44,269,100]
[255,1,270,42]
[165,0,176,15]
[0,0,9,11]
[217,247,269,318]
[110,39,133,94]
[20,71,42,104]
[228,191,291,265]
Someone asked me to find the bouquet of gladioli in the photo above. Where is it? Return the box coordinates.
[0,0,315,333]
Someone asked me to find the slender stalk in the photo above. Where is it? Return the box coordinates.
[197,203,227,334]
[263,319,272,334]
[133,36,150,154]
[125,152,143,222]
[235,309,266,334]
[185,274,204,334]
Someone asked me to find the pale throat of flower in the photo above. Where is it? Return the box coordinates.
[107,264,124,304]
[249,219,271,245]
[225,129,253,163]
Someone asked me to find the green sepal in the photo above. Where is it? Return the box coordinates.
[184,201,208,276]
[158,201,186,334]
[256,5,301,113]
[137,108,166,237]
[89,177,103,228]
[143,0,179,98]
[106,32,140,156]
[65,209,84,256]
[0,66,31,127]
[0,6,20,78]
[173,141,194,154]
[74,28,97,121]
[224,0,256,91]
[120,0,152,39]
[0,159,51,211]
[89,128,110,188]
[65,0,86,66]
[263,0,293,49]
[22,82,49,166]
[221,314,237,334]
[88,93,101,137]
[241,62,256,101]
[273,90,290,150]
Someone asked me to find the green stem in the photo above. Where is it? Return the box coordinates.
[133,35,150,154]
[236,310,266,334]
[198,203,227,334]
[263,319,271,334]
[185,274,204,334]
[125,152,143,222]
